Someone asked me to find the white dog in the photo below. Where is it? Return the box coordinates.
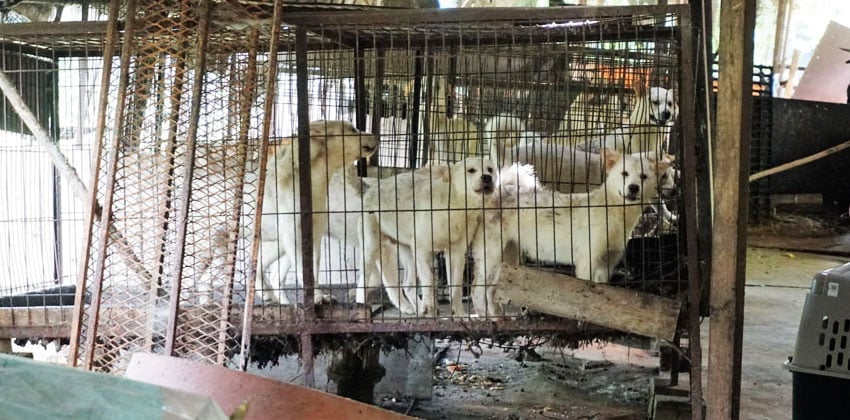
[327,164,420,309]
[576,82,678,155]
[483,113,541,169]
[359,157,497,316]
[258,120,378,305]
[469,149,672,316]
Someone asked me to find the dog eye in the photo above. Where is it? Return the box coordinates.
[661,173,668,180]
[621,171,629,177]
[468,168,477,174]
[640,173,648,180]
[652,100,659,105]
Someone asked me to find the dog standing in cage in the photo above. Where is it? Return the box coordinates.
[327,163,418,310]
[574,80,678,156]
[257,120,378,305]
[469,149,672,316]
[358,157,497,316]
[489,135,680,235]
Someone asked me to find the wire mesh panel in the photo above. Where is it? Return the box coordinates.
[0,15,108,336]
[68,0,277,372]
[257,5,696,336]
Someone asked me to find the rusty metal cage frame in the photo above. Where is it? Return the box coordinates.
[0,1,700,392]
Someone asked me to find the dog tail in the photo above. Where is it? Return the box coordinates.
[483,114,526,168]
[499,162,541,193]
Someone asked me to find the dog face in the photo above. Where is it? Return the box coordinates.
[449,156,498,198]
[632,83,679,128]
[307,120,378,165]
[602,149,672,203]
[658,154,678,198]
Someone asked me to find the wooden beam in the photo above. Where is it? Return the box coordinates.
[708,0,756,419]
[494,265,681,341]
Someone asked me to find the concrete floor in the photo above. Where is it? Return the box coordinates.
[713,246,846,420]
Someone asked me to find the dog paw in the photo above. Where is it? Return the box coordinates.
[262,290,281,304]
[451,305,469,318]
[398,301,418,315]
[313,291,335,305]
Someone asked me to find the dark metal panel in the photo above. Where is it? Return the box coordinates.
[766,97,850,210]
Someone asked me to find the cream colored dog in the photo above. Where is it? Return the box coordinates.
[576,82,678,155]
[359,157,497,316]
[469,150,671,316]
[258,120,378,305]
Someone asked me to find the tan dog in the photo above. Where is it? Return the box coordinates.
[258,120,378,305]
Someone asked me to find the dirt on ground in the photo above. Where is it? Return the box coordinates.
[377,339,659,419]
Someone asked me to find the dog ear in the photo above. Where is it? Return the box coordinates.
[632,75,649,97]
[601,148,621,172]
[655,159,672,175]
[307,123,328,162]
[664,153,676,163]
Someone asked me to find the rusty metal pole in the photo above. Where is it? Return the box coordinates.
[164,0,213,356]
[707,0,755,418]
[295,25,317,388]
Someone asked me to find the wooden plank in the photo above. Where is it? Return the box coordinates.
[0,307,73,338]
[493,265,681,341]
[125,352,411,420]
[708,1,756,419]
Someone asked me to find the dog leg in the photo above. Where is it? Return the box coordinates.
[355,213,383,304]
[310,236,334,305]
[471,229,504,317]
[256,239,292,304]
[446,242,469,317]
[379,238,417,315]
[415,250,436,316]
[398,244,420,313]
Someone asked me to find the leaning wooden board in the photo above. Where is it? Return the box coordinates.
[495,264,681,341]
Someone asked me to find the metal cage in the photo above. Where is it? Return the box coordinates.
[0,2,699,387]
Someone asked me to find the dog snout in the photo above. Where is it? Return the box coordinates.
[480,174,495,194]
[628,184,640,195]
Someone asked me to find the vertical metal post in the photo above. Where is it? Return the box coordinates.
[218,28,260,366]
[241,0,283,371]
[295,26,316,388]
[707,0,755,419]
[78,0,138,370]
[164,0,212,356]
[686,1,712,418]
[408,50,423,169]
[68,0,119,366]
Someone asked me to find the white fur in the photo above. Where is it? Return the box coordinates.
[257,120,378,305]
[506,143,679,226]
[469,150,672,316]
[359,157,498,316]
[326,164,420,310]
[576,84,678,155]
[482,115,538,165]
